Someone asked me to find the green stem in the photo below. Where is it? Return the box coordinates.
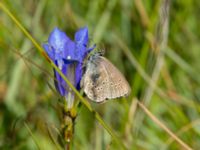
[0,2,126,149]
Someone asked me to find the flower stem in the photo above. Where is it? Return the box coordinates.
[61,103,77,150]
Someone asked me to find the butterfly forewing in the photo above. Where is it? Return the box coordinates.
[81,55,131,102]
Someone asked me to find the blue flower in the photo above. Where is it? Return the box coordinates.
[43,27,94,107]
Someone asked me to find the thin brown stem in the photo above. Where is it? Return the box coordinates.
[137,100,193,150]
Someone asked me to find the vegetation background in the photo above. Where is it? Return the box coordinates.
[0,0,200,149]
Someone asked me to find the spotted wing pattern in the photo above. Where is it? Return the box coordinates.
[81,56,131,103]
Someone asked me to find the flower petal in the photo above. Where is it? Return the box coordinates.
[74,27,90,62]
[75,63,82,90]
[48,27,70,53]
[42,43,55,60]
[75,27,88,46]
[63,40,77,62]
[53,60,69,96]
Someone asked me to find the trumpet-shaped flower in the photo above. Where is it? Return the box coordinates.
[43,27,94,108]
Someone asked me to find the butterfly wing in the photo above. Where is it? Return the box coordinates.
[81,56,131,102]
[99,56,131,100]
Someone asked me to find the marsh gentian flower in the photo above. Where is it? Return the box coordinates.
[43,27,94,108]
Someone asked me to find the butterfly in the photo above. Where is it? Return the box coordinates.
[81,53,131,103]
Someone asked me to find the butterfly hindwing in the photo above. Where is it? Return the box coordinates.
[81,55,130,102]
[100,57,130,99]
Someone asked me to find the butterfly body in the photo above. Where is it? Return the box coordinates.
[81,54,131,103]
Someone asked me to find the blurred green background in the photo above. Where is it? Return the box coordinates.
[0,0,200,149]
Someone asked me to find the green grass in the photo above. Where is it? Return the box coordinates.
[0,0,200,150]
